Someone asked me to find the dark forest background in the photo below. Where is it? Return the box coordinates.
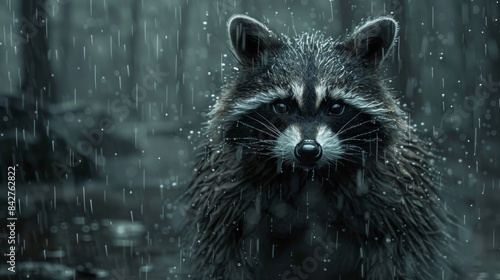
[0,0,499,279]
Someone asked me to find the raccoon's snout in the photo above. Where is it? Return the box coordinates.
[294,139,323,163]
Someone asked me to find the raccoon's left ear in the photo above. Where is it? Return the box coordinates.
[343,17,398,69]
[228,15,282,67]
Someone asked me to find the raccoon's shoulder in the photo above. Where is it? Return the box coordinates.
[367,129,442,194]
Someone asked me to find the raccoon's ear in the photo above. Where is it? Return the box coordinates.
[343,17,398,68]
[228,15,282,67]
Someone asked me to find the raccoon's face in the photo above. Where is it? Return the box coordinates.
[215,15,400,171]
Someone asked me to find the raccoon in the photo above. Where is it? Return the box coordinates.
[180,15,462,280]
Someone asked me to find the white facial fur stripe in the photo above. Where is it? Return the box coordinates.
[315,84,327,108]
[291,83,304,107]
[316,125,343,164]
[224,89,290,116]
[273,125,302,164]
[327,88,388,115]
[221,87,388,117]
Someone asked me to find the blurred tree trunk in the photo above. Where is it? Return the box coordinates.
[391,0,413,100]
[131,0,139,93]
[21,0,57,106]
[61,0,72,104]
[340,0,353,35]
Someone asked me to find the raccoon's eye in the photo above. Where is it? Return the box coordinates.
[328,103,345,115]
[272,102,290,114]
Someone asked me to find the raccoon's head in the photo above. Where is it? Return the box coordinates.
[210,15,402,171]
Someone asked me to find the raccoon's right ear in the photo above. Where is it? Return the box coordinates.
[228,15,282,67]
[343,17,399,69]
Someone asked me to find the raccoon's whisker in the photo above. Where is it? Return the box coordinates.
[227,141,276,150]
[237,121,278,139]
[323,157,347,166]
[337,151,364,159]
[225,137,277,143]
[339,157,361,164]
[272,149,295,163]
[341,148,366,155]
[243,118,280,137]
[232,145,274,157]
[341,149,366,155]
[343,138,380,142]
[327,156,353,165]
[242,149,280,159]
[340,144,363,149]
[336,119,379,136]
[246,151,278,157]
[339,144,371,155]
[230,140,275,148]
[234,143,274,150]
[242,113,281,136]
[247,112,281,136]
[336,111,363,135]
[339,128,381,142]
[253,112,282,134]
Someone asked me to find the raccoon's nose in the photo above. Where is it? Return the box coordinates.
[294,140,322,163]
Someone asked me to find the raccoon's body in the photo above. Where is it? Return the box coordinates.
[181,15,462,280]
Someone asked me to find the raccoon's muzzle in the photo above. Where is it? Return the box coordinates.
[294,139,323,163]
